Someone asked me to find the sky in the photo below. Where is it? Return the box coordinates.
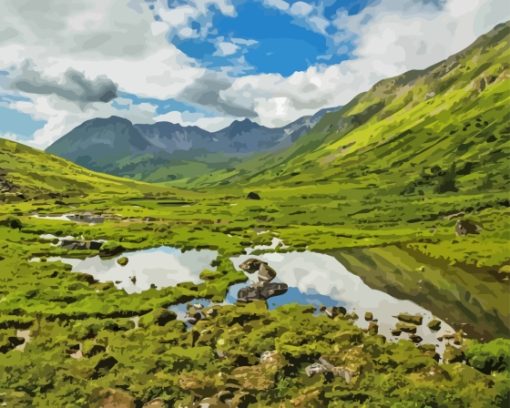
[0,0,508,148]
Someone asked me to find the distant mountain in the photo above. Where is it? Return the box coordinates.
[46,107,339,182]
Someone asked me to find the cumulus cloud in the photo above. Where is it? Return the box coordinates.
[178,72,257,118]
[9,63,118,104]
[154,0,236,40]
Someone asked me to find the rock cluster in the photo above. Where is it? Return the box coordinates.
[237,258,288,302]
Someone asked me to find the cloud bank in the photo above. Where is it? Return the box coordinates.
[10,63,118,104]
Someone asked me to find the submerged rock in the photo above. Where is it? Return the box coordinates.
[427,319,442,331]
[396,313,423,325]
[396,322,418,333]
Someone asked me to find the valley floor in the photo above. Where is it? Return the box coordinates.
[0,187,509,407]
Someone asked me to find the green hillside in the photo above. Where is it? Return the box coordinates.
[0,138,168,201]
[188,21,510,192]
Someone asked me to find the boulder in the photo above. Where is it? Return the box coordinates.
[237,283,288,302]
[246,192,261,200]
[455,219,480,236]
[396,313,423,325]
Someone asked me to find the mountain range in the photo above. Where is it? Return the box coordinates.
[46,107,339,182]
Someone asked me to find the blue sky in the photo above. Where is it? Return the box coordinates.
[172,0,369,76]
[0,0,508,147]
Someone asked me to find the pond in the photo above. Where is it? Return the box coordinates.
[46,242,459,353]
[227,251,456,351]
[48,246,218,294]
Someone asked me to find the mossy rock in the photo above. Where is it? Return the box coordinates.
[396,313,423,325]
[427,319,441,331]
[117,256,129,266]
[396,322,418,333]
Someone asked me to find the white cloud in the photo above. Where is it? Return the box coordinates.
[214,41,240,57]
[155,0,236,40]
[290,1,314,16]
[155,110,234,132]
[213,36,258,57]
[263,0,290,11]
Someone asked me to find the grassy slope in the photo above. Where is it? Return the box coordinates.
[0,138,171,199]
